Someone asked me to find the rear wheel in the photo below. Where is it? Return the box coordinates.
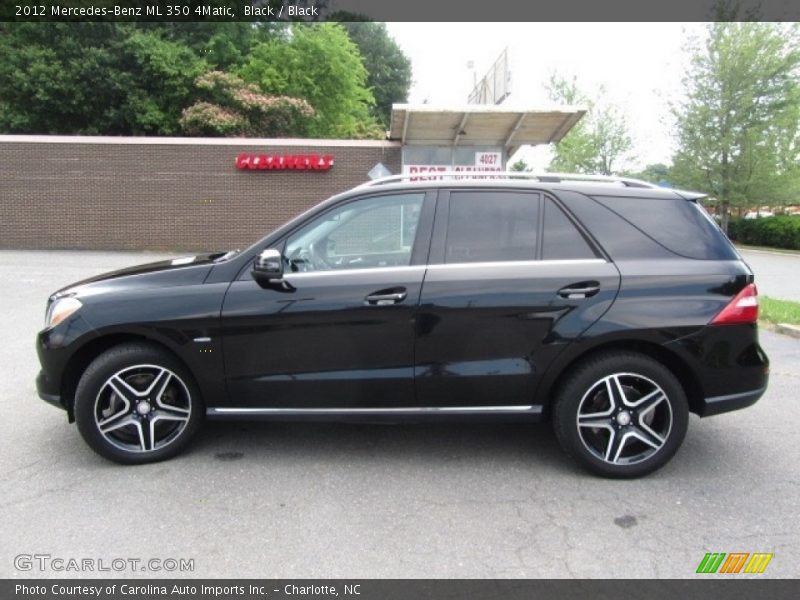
[74,343,203,464]
[553,352,689,478]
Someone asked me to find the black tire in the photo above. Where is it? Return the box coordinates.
[74,343,203,464]
[552,352,689,478]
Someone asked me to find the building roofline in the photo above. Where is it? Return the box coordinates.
[390,103,588,114]
[0,134,401,148]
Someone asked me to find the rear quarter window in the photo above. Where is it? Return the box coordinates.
[592,196,738,260]
[543,198,598,260]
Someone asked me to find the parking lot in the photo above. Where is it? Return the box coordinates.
[1,249,799,578]
[739,247,800,302]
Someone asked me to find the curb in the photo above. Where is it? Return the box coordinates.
[775,323,800,339]
[760,321,800,339]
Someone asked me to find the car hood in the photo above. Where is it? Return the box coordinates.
[51,251,234,300]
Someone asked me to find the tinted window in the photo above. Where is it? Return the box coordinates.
[445,192,540,263]
[556,190,677,260]
[285,193,424,272]
[543,199,597,260]
[593,196,738,260]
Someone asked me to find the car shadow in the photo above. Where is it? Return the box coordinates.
[188,419,573,473]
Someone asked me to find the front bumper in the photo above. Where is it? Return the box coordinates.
[35,317,95,422]
[36,369,66,411]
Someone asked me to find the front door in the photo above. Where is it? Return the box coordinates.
[221,191,433,408]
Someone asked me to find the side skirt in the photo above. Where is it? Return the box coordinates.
[206,405,544,422]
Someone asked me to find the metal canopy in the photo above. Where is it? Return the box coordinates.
[388,104,586,154]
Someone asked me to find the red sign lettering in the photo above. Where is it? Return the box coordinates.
[235,153,334,171]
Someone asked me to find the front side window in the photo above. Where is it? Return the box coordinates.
[445,191,540,263]
[285,193,424,272]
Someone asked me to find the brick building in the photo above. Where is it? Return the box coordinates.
[0,136,401,252]
[0,105,583,252]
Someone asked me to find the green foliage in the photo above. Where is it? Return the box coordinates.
[0,23,125,133]
[238,24,383,139]
[180,71,314,137]
[623,163,672,185]
[341,22,412,127]
[727,216,800,250]
[708,0,763,21]
[509,159,530,172]
[759,296,800,326]
[0,23,206,134]
[146,22,283,70]
[118,31,207,134]
[0,21,381,139]
[670,23,800,232]
[545,74,633,175]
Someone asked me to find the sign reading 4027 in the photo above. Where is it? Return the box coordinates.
[475,152,502,167]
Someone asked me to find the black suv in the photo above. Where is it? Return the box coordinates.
[35,173,769,477]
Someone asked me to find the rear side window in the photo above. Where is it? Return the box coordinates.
[543,199,597,260]
[445,191,540,263]
[593,196,738,260]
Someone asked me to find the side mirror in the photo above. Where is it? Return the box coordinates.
[251,248,283,285]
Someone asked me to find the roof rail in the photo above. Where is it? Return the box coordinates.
[358,171,658,189]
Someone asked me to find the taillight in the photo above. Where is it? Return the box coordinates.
[710,283,759,325]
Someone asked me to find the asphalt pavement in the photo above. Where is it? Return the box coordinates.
[739,247,800,302]
[1,250,798,578]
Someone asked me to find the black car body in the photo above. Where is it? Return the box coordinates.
[36,173,769,476]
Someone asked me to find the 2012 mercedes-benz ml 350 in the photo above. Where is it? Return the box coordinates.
[36,173,769,477]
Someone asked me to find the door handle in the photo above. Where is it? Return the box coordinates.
[558,281,601,299]
[365,289,407,306]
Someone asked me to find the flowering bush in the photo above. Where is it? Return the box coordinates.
[180,71,314,137]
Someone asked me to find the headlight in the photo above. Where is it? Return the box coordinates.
[45,297,82,329]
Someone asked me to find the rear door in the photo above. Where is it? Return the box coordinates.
[414,189,620,409]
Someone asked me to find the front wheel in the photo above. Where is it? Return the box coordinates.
[553,352,689,478]
[74,343,203,464]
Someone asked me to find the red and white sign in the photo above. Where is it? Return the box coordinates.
[402,164,503,182]
[236,153,334,171]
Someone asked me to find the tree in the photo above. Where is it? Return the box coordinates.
[237,24,383,138]
[0,22,377,139]
[144,22,284,71]
[545,74,633,175]
[117,31,208,134]
[623,163,672,185]
[0,23,206,135]
[0,23,128,134]
[671,23,800,231]
[341,22,412,127]
[708,0,763,21]
[180,71,314,137]
[509,159,530,172]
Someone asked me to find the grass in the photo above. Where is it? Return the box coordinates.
[760,296,800,326]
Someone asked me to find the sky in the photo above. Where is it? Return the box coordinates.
[385,23,708,171]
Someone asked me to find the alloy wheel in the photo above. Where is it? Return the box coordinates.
[576,372,673,466]
[94,364,192,453]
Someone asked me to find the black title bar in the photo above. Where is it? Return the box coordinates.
[2,0,798,22]
[3,579,800,600]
